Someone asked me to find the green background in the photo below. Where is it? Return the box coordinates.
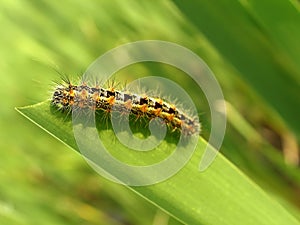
[1,1,300,224]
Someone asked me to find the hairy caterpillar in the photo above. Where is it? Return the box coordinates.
[51,78,200,136]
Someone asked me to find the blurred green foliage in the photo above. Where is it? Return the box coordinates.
[1,0,300,224]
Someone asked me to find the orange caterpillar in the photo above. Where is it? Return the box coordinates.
[51,80,200,135]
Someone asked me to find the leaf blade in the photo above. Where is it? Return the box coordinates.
[16,102,300,225]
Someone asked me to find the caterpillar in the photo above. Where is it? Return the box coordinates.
[51,79,200,136]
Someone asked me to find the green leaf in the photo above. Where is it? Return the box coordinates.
[172,0,300,140]
[16,102,300,225]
